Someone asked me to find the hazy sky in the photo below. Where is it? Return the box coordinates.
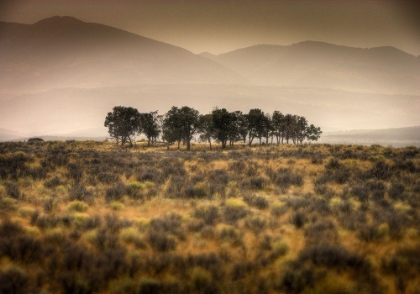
[1,0,420,55]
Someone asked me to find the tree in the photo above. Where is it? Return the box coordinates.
[162,107,183,149]
[199,113,214,150]
[284,114,296,144]
[104,106,140,146]
[139,111,160,146]
[295,116,308,144]
[212,108,234,149]
[163,106,200,151]
[305,124,322,143]
[246,109,266,145]
[271,111,285,144]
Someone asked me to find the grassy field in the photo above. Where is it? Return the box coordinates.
[0,141,419,294]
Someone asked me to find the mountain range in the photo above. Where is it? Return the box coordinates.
[1,16,419,94]
[0,16,419,143]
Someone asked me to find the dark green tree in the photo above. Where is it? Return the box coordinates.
[139,111,160,146]
[305,124,322,143]
[294,116,308,144]
[212,108,234,148]
[104,106,140,146]
[271,111,285,144]
[246,108,266,145]
[198,113,215,150]
[163,106,200,151]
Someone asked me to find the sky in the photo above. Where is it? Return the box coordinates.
[1,0,420,55]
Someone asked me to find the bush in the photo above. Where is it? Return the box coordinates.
[351,185,369,202]
[0,266,29,294]
[388,183,406,201]
[277,266,315,294]
[305,220,338,245]
[357,225,379,243]
[245,216,267,235]
[97,172,119,184]
[138,279,162,294]
[223,200,249,224]
[148,231,176,252]
[44,176,64,188]
[219,225,242,246]
[193,205,220,225]
[67,200,89,212]
[249,176,266,190]
[298,244,369,272]
[5,182,20,199]
[183,185,207,199]
[69,184,93,203]
[105,184,127,202]
[290,211,307,228]
[243,194,269,210]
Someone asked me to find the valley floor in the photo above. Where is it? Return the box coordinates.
[0,141,419,293]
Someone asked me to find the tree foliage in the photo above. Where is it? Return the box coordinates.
[104,106,140,146]
[105,105,322,149]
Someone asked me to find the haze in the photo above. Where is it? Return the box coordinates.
[0,0,419,143]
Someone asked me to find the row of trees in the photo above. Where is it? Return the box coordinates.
[104,106,322,150]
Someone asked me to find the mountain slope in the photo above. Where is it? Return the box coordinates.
[213,41,420,95]
[0,16,247,92]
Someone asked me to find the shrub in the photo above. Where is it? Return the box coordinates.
[138,279,162,294]
[193,205,220,225]
[219,225,242,245]
[249,176,266,190]
[149,213,183,236]
[97,172,119,184]
[5,182,20,199]
[245,216,267,235]
[223,200,249,224]
[44,176,64,188]
[137,168,163,184]
[0,218,24,236]
[148,231,176,252]
[67,200,89,212]
[67,163,83,183]
[183,185,207,199]
[326,158,341,170]
[0,265,29,294]
[243,194,269,210]
[290,211,307,228]
[105,183,128,203]
[276,266,315,294]
[298,244,369,272]
[272,239,290,257]
[271,201,288,216]
[69,184,93,203]
[357,225,380,243]
[190,267,213,292]
[305,220,338,246]
[388,183,406,201]
[351,185,369,202]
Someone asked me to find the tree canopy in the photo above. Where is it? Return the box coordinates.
[105,105,322,149]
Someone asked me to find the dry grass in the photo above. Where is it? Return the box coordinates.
[0,140,419,293]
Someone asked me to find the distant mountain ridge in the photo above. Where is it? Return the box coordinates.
[321,126,420,147]
[0,16,247,92]
[1,16,419,94]
[209,41,420,95]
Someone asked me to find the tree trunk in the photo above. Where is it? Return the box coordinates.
[187,140,191,151]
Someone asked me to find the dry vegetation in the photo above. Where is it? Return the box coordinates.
[1,140,420,294]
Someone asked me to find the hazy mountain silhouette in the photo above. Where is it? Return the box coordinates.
[0,16,247,92]
[0,128,26,141]
[321,126,420,147]
[211,41,420,95]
